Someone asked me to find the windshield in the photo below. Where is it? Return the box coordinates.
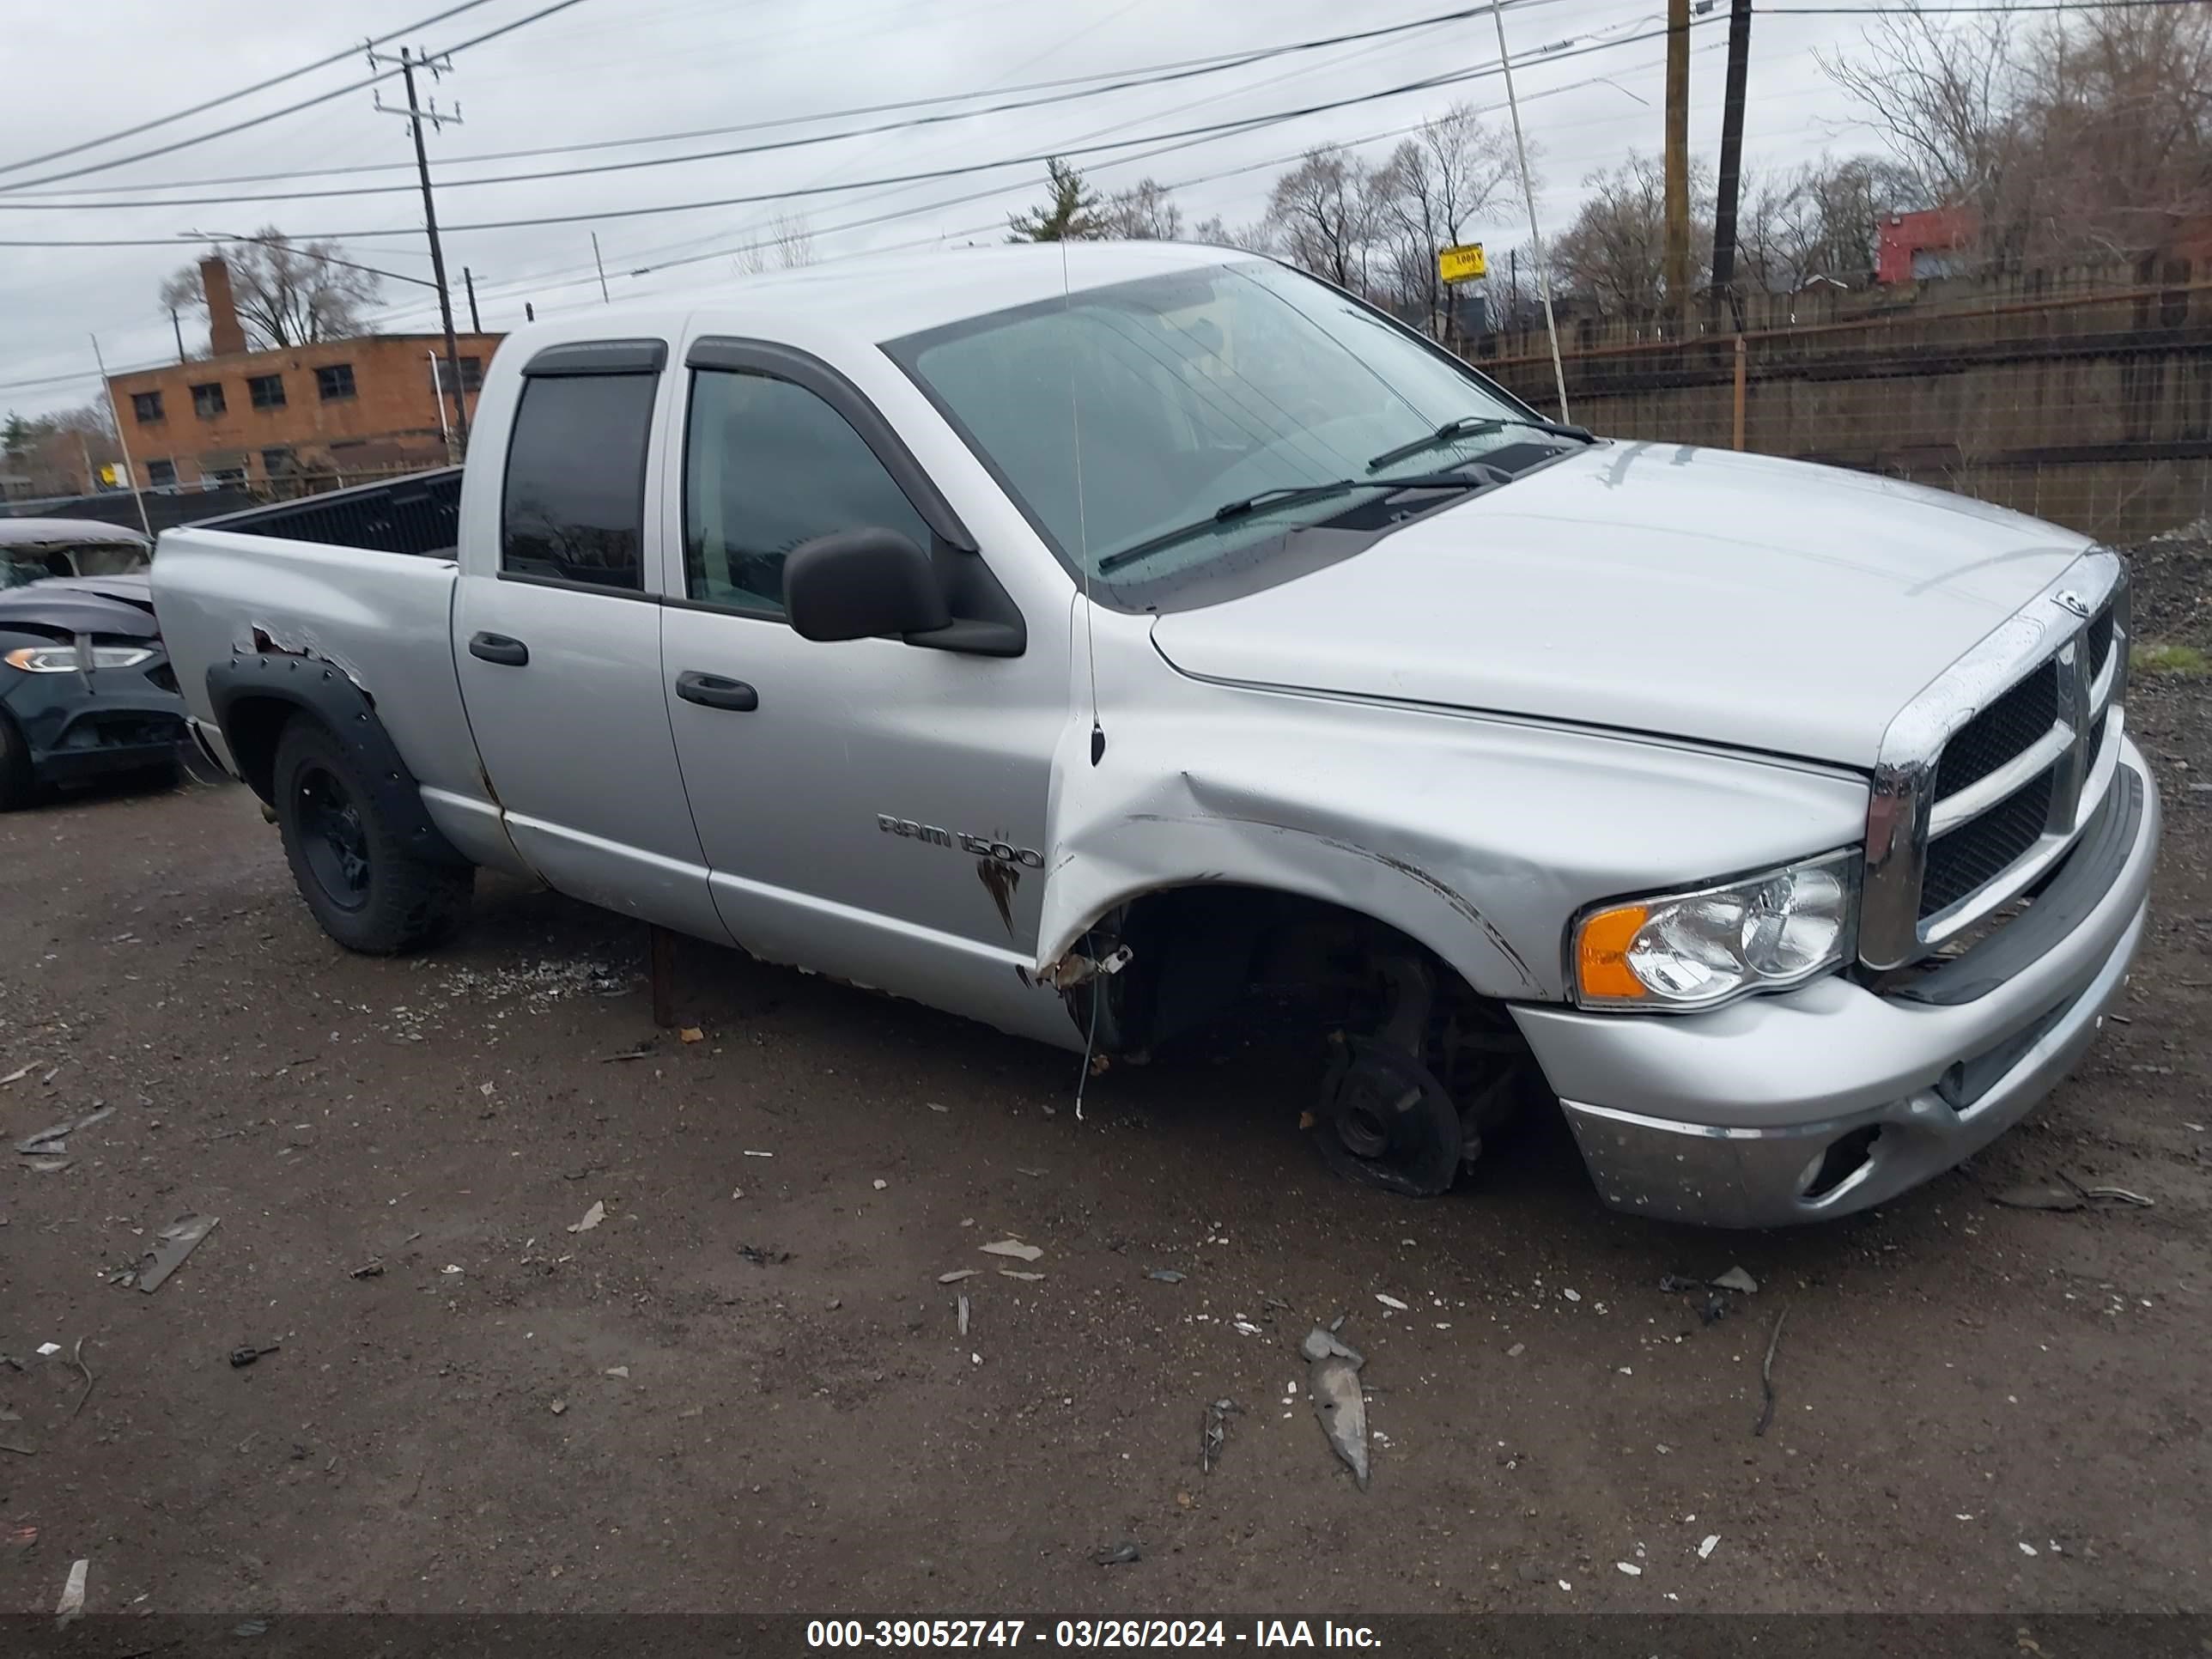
[888,259,1536,597]
[0,543,148,588]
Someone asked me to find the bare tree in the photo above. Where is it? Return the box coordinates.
[1,400,121,496]
[1550,152,1712,315]
[732,212,818,274]
[1190,214,1278,254]
[1736,155,1917,291]
[1099,178,1184,240]
[160,228,382,351]
[1265,147,1387,292]
[1370,103,1527,337]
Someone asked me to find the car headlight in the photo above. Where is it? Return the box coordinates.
[3,645,155,673]
[1571,850,1860,1012]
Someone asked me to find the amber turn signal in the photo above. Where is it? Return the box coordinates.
[1576,904,1650,1001]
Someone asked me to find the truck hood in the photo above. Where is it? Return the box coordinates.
[1148,444,2094,767]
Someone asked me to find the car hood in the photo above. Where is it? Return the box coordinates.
[0,574,161,641]
[1147,443,2094,767]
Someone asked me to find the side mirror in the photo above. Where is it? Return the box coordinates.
[783,527,951,643]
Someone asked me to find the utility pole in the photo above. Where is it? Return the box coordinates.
[370,43,469,455]
[1663,0,1692,337]
[88,334,152,539]
[1490,0,1570,422]
[170,307,186,363]
[463,265,482,333]
[1709,0,1753,331]
[592,234,611,304]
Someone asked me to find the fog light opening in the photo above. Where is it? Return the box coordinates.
[1801,1126,1882,1200]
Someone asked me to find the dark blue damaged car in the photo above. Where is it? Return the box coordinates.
[0,519,188,809]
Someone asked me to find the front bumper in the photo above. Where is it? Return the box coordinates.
[3,659,187,782]
[1511,746,2160,1228]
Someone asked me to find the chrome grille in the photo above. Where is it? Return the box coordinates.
[1861,554,2129,969]
[1929,662,2059,802]
[1920,772,2055,917]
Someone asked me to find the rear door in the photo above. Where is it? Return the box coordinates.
[453,338,724,940]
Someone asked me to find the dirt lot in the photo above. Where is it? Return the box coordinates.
[3,550,2209,1621]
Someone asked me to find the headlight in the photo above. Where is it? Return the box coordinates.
[3,645,155,673]
[1571,850,1860,1011]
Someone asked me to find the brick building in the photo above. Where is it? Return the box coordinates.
[106,257,501,489]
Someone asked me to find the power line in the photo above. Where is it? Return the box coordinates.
[1755,0,2203,12]
[0,0,595,195]
[1,0,1579,200]
[0,1,1564,210]
[0,19,1710,248]
[0,0,502,179]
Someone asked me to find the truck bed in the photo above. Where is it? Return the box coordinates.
[150,470,489,843]
[191,466,463,559]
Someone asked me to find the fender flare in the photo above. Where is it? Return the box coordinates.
[207,652,471,868]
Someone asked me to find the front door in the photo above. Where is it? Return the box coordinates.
[453,343,723,941]
[657,346,1072,1045]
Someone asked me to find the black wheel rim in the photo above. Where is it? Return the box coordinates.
[296,764,371,911]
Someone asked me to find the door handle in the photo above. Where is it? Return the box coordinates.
[468,631,530,667]
[676,670,759,712]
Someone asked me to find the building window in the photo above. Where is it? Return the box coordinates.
[316,363,357,402]
[247,374,287,410]
[204,465,246,488]
[146,459,177,487]
[430,356,485,395]
[131,391,164,424]
[190,381,227,419]
[260,447,295,477]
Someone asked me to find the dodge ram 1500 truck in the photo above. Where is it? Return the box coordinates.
[153,241,2160,1226]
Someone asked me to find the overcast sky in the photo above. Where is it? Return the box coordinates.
[1,0,1923,418]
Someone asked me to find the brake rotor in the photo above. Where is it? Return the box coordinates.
[1312,1036,1464,1198]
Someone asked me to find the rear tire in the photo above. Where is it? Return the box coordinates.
[271,715,471,953]
[0,708,33,812]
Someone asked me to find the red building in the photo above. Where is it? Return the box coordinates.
[1877,206,1978,284]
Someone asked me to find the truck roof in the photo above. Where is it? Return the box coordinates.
[521,241,1254,355]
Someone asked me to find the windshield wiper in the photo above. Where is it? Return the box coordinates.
[1364,413,1594,473]
[1096,471,1494,574]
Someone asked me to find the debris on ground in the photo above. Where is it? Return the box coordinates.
[738,1244,790,1266]
[6,1524,37,1547]
[679,1027,704,1044]
[599,1048,652,1063]
[1658,1273,1702,1292]
[1698,1534,1720,1560]
[742,1150,775,1158]
[134,1213,218,1293]
[1374,1292,1409,1311]
[15,1107,113,1158]
[1992,1175,2156,1211]
[605,1365,629,1378]
[549,1400,567,1415]
[1092,1540,1141,1566]
[980,1239,1043,1261]
[1712,1267,1759,1294]
[939,1269,978,1284]
[927,1102,948,1113]
[0,1440,33,1457]
[1145,1269,1186,1284]
[228,1343,280,1369]
[55,1559,88,1626]
[1507,1342,1525,1358]
[566,1200,606,1233]
[1303,1324,1370,1489]
[872,1179,888,1190]
[36,1342,61,1357]
[1616,1562,1642,1577]
[1201,1398,1242,1474]
[1754,1304,1790,1437]
[349,1261,385,1279]
[957,1295,969,1336]
[0,1065,29,1086]
[999,1269,1044,1281]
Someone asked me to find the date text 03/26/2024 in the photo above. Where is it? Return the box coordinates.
[805,1621,1382,1649]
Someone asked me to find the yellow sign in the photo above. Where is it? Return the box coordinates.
[98,463,124,488]
[1437,242,1488,283]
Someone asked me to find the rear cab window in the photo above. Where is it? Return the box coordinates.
[501,340,667,592]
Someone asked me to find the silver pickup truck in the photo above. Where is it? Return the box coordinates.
[154,242,2160,1227]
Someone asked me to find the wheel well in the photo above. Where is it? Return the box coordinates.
[222,695,305,804]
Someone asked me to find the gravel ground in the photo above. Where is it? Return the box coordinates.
[1,557,2208,1620]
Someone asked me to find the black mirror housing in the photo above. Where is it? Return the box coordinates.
[783,527,951,642]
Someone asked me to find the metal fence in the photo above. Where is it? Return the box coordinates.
[1469,268,2212,546]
